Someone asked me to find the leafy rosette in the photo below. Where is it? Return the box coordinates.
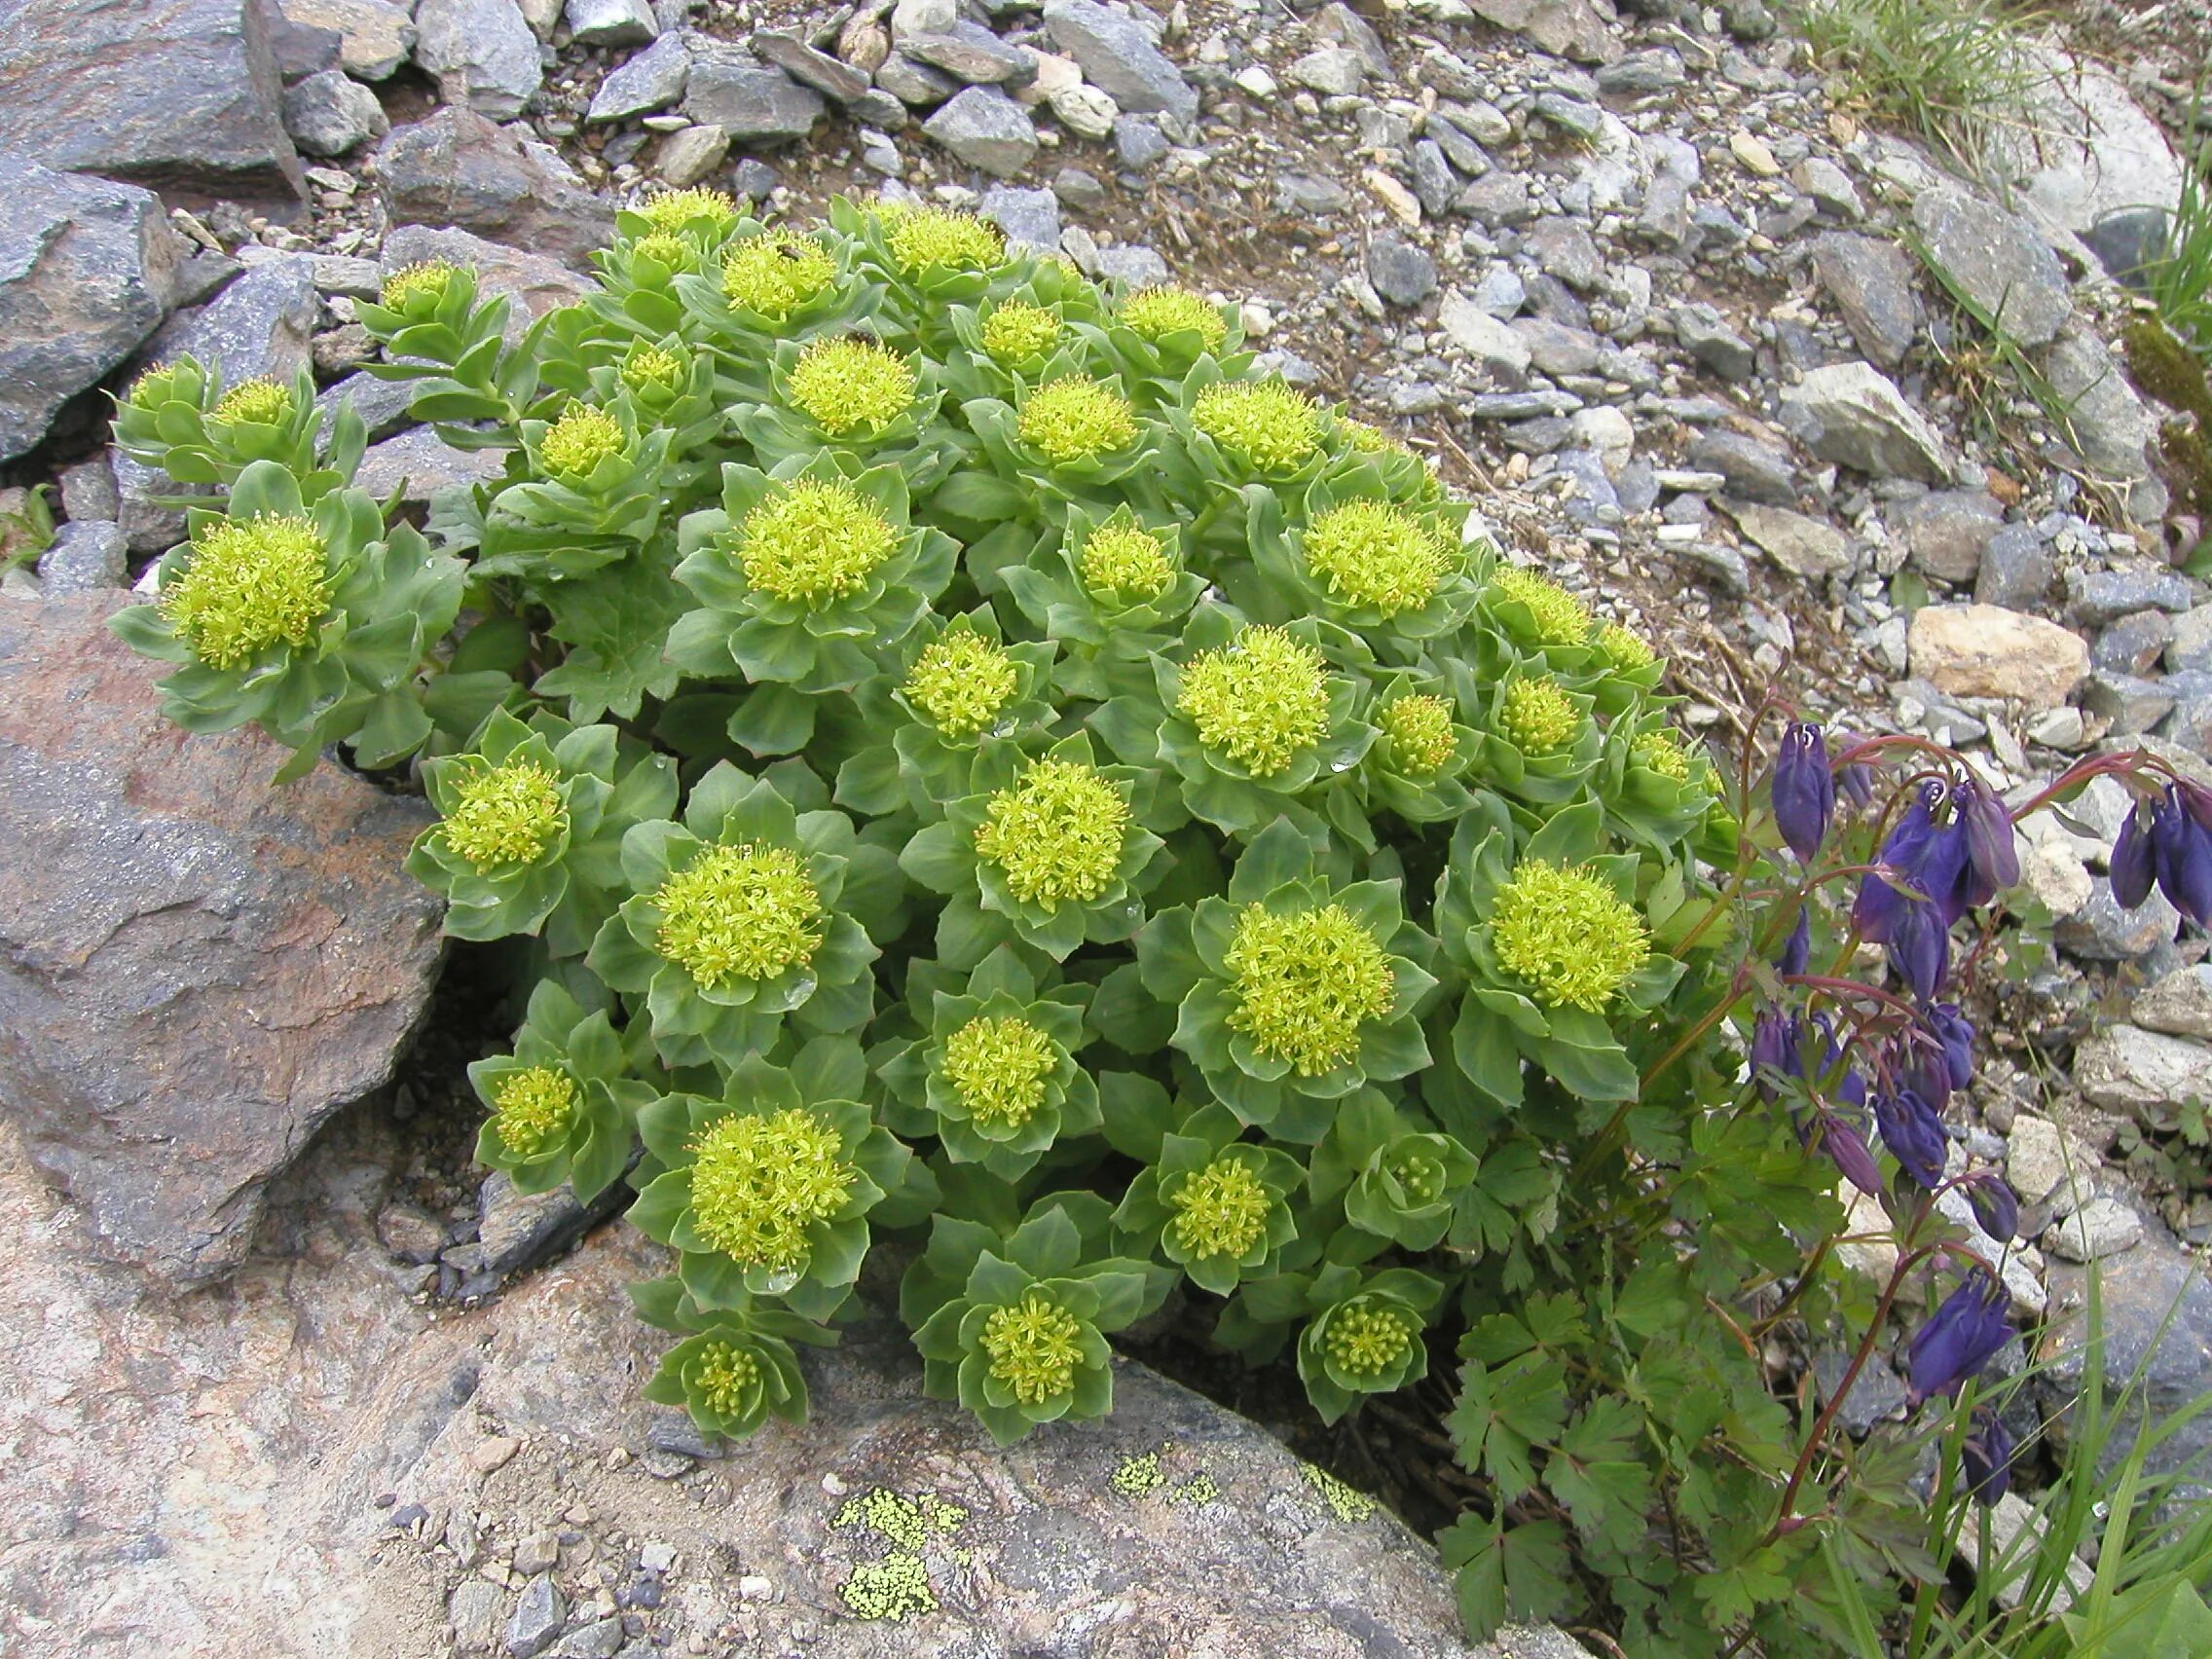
[1476,561,1605,674]
[1433,799,1686,1117]
[1164,360,1331,494]
[900,732,1166,963]
[1325,417,1448,505]
[110,460,466,777]
[940,295,1091,403]
[469,977,650,1202]
[735,333,943,470]
[632,1278,836,1442]
[667,452,957,694]
[1306,1090,1478,1255]
[1085,282,1245,402]
[1295,1265,1445,1424]
[995,504,1203,701]
[1232,468,1477,659]
[115,360,350,498]
[1454,660,1603,806]
[1136,820,1438,1141]
[586,762,886,1069]
[533,330,723,479]
[1112,1102,1303,1295]
[613,183,747,244]
[1587,616,1669,717]
[353,259,526,429]
[488,394,672,552]
[830,608,1058,818]
[630,1042,910,1319]
[407,707,679,951]
[904,1198,1163,1445]
[876,944,1099,1178]
[961,369,1156,492]
[1603,716,1716,853]
[1361,673,1485,826]
[836,199,1013,316]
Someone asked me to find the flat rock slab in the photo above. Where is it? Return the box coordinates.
[1907,603,2089,712]
[0,592,442,1285]
[0,0,305,198]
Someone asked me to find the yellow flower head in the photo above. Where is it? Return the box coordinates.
[1490,566,1592,647]
[940,1014,1057,1127]
[621,342,687,395]
[162,514,331,670]
[686,1106,855,1271]
[1224,902,1395,1076]
[721,230,835,320]
[1079,522,1174,602]
[1168,1156,1272,1259]
[1382,694,1456,776]
[210,378,291,426]
[1634,728,1696,781]
[1491,861,1650,1013]
[652,842,825,989]
[1497,678,1580,755]
[1192,381,1321,473]
[693,1341,761,1417]
[379,260,462,313]
[904,630,1018,737]
[785,337,916,434]
[973,758,1131,911]
[493,1065,576,1157]
[886,206,1003,276]
[631,231,692,271]
[733,478,901,608]
[1120,285,1227,351]
[635,186,739,234]
[443,758,568,871]
[981,300,1064,366]
[1324,1303,1416,1377]
[1176,625,1330,777]
[980,1291,1085,1404]
[1600,621,1657,673]
[538,402,625,483]
[1302,500,1456,616]
[1017,377,1137,466]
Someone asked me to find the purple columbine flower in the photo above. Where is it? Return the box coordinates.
[1773,722,1835,864]
[1965,1172,2019,1243]
[1887,894,1952,1003]
[1751,1008,1799,1097]
[1816,1112,1884,1194]
[1830,729,1877,809]
[2151,785,2212,927]
[1778,909,1812,977]
[1956,778,2020,909]
[1874,1087,1947,1190]
[1854,785,1944,942]
[1961,1406,2015,1507]
[2112,799,2156,909]
[1907,1271,2011,1404]
[1905,1004,1975,1108]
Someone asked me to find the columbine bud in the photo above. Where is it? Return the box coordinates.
[1906,1270,2011,1404]
[1816,1113,1884,1195]
[1176,626,1330,778]
[784,337,916,434]
[1777,909,1812,977]
[1301,500,1455,616]
[1751,1008,1799,1096]
[1223,902,1395,1076]
[1873,1087,1946,1190]
[2111,797,2155,909]
[1965,1171,2018,1243]
[1956,777,2020,907]
[1016,377,1137,466]
[1853,784,1941,943]
[1771,722,1834,864]
[1828,727,1877,807]
[1191,380,1321,474]
[1961,1406,2015,1506]
[1887,894,1951,1003]
[1906,1003,1974,1108]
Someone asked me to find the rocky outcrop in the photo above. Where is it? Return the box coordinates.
[374,109,617,271]
[0,593,443,1285]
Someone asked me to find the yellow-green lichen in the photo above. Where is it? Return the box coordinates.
[1302,1462,1376,1523]
[1166,1472,1219,1505]
[1112,1451,1168,1497]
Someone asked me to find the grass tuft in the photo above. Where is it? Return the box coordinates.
[1798,0,2045,167]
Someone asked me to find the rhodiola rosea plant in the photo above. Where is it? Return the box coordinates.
[107,191,2142,1654]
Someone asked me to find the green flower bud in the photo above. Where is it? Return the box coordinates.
[1224,902,1395,1076]
[1323,1302,1416,1377]
[1078,522,1173,602]
[442,758,568,871]
[631,231,693,270]
[1192,380,1320,473]
[686,1106,855,1271]
[652,842,825,988]
[980,300,1063,366]
[1635,728,1695,780]
[785,337,916,434]
[904,630,1017,736]
[621,342,687,395]
[538,402,625,483]
[492,1064,577,1157]
[1381,694,1456,775]
[210,378,292,426]
[1489,566,1592,647]
[940,1014,1056,1127]
[1167,1155,1272,1259]
[1016,377,1137,466]
[1301,499,1455,615]
[885,205,1003,276]
[1491,860,1650,1013]
[378,259,462,314]
[1341,418,1410,460]
[691,1340,761,1416]
[973,758,1130,911]
[127,362,193,411]
[635,185,739,234]
[1119,285,1227,351]
[979,1291,1085,1405]
[721,230,835,320]
[731,477,901,607]
[1600,621,1657,672]
[162,513,332,670]
[1497,678,1579,755]
[1176,625,1330,777]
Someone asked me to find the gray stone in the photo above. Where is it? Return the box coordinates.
[280,0,415,80]
[852,89,911,130]
[2046,1197,2146,1263]
[1367,234,1437,308]
[2043,323,2163,518]
[1532,92,1603,142]
[0,594,442,1285]
[2068,569,2196,627]
[901,26,1035,88]
[1911,185,2072,349]
[1467,0,1622,64]
[2083,207,2168,287]
[2095,610,2173,676]
[652,125,727,188]
[1597,48,1684,93]
[506,1574,565,1658]
[1525,216,1603,291]
[1688,429,1798,506]
[414,0,542,119]
[890,0,959,36]
[353,425,509,509]
[269,4,343,81]
[376,108,616,270]
[1439,291,1533,375]
[979,185,1060,252]
[1673,302,1755,382]
[2134,964,2212,1041]
[875,51,957,106]
[1810,233,1919,370]
[1813,1348,1909,1436]
[1410,141,1457,221]
[1285,46,1365,96]
[1095,243,1170,285]
[1975,523,2054,609]
[753,29,870,102]
[0,0,306,199]
[0,161,189,464]
[2082,671,2174,737]
[922,86,1038,178]
[1791,156,1862,220]
[1900,491,2003,585]
[565,0,656,48]
[1115,114,1170,171]
[280,66,389,157]
[2075,1024,2212,1114]
[1513,316,1602,377]
[586,30,692,121]
[1457,171,1535,227]
[478,1168,629,1278]
[1051,166,1108,211]
[731,158,779,201]
[1425,114,1490,178]
[35,522,129,594]
[144,254,319,393]
[1781,361,1949,483]
[451,1579,506,1651]
[682,50,825,144]
[551,1618,626,1659]
[1985,47,2184,240]
[2158,676,2212,759]
[1469,265,1524,317]
[1041,0,1197,122]
[1636,172,1693,249]
[1729,501,1853,578]
[2165,607,2212,675]
[58,459,120,525]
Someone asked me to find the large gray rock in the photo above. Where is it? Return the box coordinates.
[1900,490,2004,585]
[2072,1023,2212,1115]
[0,1111,1589,1658]
[280,65,391,157]
[0,593,441,1285]
[1985,46,2184,239]
[1809,232,1919,370]
[1780,361,1950,483]
[585,27,692,120]
[2042,322,2166,524]
[1466,0,1622,64]
[1910,185,2073,350]
[352,424,508,509]
[375,108,615,271]
[0,160,189,463]
[277,0,416,79]
[922,85,1039,177]
[1041,0,1198,121]
[0,0,305,198]
[682,48,826,143]
[35,522,129,594]
[413,0,542,119]
[564,0,656,47]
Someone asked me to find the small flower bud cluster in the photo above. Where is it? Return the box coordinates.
[734,478,900,607]
[210,379,291,426]
[885,206,1003,276]
[1496,678,1579,755]
[539,403,624,483]
[940,1014,1056,1127]
[687,1106,854,1270]
[493,1065,577,1157]
[721,231,834,320]
[981,300,1063,366]
[1176,626,1330,777]
[1078,523,1174,602]
[444,759,567,871]
[1324,1305,1414,1377]
[1224,902,1395,1076]
[1167,1157,1272,1259]
[1489,566,1591,647]
[1491,860,1650,1013]
[652,842,825,988]
[979,1292,1084,1403]
[1381,694,1456,776]
[904,631,1017,736]
[1119,285,1227,351]
[973,759,1130,910]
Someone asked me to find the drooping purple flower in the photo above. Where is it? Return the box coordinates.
[1928,1004,1975,1092]
[1854,785,1944,942]
[1956,777,2020,910]
[1874,1087,1947,1190]
[1961,1407,2015,1506]
[1830,729,1877,809]
[1778,909,1811,977]
[1751,1008,1799,1099]
[1904,1004,1975,1108]
[1887,895,1952,1003]
[2111,800,2155,909]
[1965,1172,2019,1243]
[1773,722,1835,864]
[1816,1112,1884,1194]
[1810,1014,1867,1110]
[1907,1270,2012,1404]
[2149,785,2212,927]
